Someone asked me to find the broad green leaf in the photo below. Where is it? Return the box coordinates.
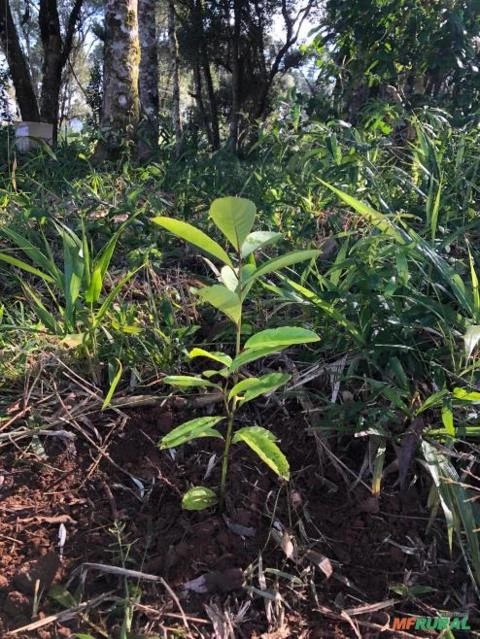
[233,426,290,479]
[441,404,455,437]
[245,326,320,350]
[182,486,218,510]
[220,265,239,292]
[85,267,102,304]
[319,180,406,244]
[228,377,261,401]
[453,387,480,402]
[247,249,321,283]
[229,372,290,404]
[163,375,220,389]
[189,348,232,366]
[160,416,224,449]
[241,231,282,258]
[0,252,55,283]
[464,325,480,359]
[197,284,242,325]
[152,216,232,266]
[102,358,123,410]
[209,197,256,251]
[229,345,289,373]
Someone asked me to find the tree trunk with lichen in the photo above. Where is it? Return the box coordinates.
[95,0,140,161]
[168,0,182,157]
[137,0,159,160]
[0,0,40,121]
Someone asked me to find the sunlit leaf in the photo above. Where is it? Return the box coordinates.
[464,325,480,359]
[182,486,218,510]
[160,416,224,449]
[219,265,239,292]
[152,216,232,266]
[247,249,320,283]
[229,372,290,404]
[189,348,232,366]
[163,375,221,389]
[233,426,290,479]
[209,197,256,251]
[244,326,319,350]
[453,387,480,402]
[240,231,282,258]
[197,284,242,324]
[229,345,288,373]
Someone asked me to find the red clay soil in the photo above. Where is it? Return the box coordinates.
[0,403,478,638]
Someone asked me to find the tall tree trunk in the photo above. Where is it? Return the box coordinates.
[190,0,219,150]
[201,43,220,150]
[168,0,182,158]
[228,0,241,153]
[39,0,62,141]
[38,0,83,144]
[95,0,140,161]
[138,0,159,160]
[0,0,40,121]
[192,59,212,146]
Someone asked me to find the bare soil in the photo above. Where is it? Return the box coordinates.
[0,400,478,638]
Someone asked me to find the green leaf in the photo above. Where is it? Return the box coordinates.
[233,426,290,479]
[197,284,242,325]
[182,486,218,510]
[244,326,320,350]
[22,283,60,333]
[319,180,406,244]
[102,358,123,410]
[49,584,77,608]
[189,348,232,366]
[229,372,291,404]
[152,216,232,266]
[163,375,221,389]
[209,196,256,251]
[453,387,480,402]
[0,252,55,283]
[229,345,288,374]
[0,226,62,284]
[220,265,239,292]
[247,249,321,283]
[441,404,455,437]
[160,416,224,449]
[240,231,282,258]
[85,267,102,304]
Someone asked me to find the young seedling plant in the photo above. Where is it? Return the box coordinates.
[152,197,320,510]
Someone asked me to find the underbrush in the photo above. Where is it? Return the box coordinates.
[1,107,480,636]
